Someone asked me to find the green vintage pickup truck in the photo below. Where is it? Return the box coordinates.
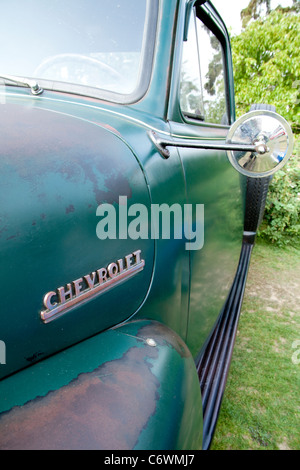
[0,0,293,450]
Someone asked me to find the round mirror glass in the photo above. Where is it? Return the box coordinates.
[226,110,293,178]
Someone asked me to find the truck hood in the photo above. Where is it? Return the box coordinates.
[0,101,154,379]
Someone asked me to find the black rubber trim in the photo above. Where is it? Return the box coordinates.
[197,241,253,450]
[244,176,271,232]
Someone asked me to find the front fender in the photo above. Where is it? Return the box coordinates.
[0,320,203,450]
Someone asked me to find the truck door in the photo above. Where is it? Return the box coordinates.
[169,2,244,356]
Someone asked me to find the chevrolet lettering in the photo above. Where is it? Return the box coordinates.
[0,0,293,451]
[41,250,145,323]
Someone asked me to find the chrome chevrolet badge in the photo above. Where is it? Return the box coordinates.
[40,250,145,324]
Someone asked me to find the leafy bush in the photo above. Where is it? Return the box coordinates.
[258,138,300,245]
[232,9,300,135]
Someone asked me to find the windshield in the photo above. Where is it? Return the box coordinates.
[0,0,156,101]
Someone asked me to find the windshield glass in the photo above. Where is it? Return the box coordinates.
[0,0,154,100]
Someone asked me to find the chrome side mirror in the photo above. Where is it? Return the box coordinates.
[149,110,293,178]
[226,110,293,178]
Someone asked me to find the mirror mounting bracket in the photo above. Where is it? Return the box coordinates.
[148,130,259,160]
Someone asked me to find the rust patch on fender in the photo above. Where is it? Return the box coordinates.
[0,345,159,450]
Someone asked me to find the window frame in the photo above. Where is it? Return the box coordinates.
[179,2,232,128]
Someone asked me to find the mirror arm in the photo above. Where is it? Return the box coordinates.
[149,131,261,159]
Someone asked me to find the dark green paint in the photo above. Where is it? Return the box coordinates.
[0,320,203,450]
[0,0,243,449]
[0,101,154,379]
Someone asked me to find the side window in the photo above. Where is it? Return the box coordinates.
[180,8,228,125]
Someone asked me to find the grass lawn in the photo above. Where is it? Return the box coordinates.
[211,241,300,450]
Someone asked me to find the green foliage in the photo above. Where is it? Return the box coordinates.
[241,0,272,28]
[232,9,300,134]
[257,138,300,245]
[240,0,300,28]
